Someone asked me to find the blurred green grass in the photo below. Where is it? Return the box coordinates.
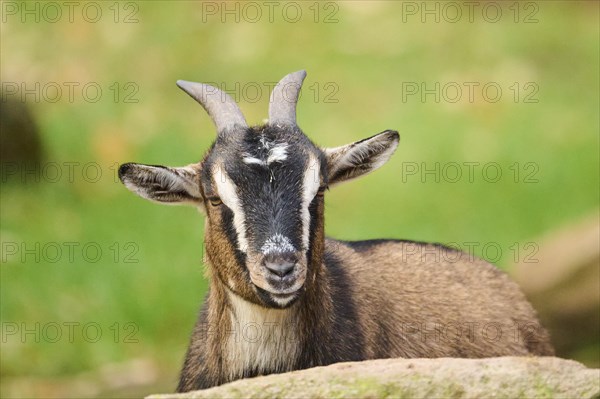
[1,1,598,396]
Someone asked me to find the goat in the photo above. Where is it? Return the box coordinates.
[118,70,554,392]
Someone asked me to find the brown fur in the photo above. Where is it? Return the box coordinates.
[328,240,554,358]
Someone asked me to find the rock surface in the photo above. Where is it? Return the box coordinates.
[147,356,599,399]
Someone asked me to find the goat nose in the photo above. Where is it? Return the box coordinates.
[265,260,295,277]
[263,253,297,277]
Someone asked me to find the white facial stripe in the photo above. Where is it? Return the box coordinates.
[213,165,249,252]
[242,143,288,166]
[300,155,321,250]
[261,234,295,255]
[267,144,288,164]
[242,156,266,166]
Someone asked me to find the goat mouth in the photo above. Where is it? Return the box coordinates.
[261,284,302,296]
[269,288,299,297]
[252,273,305,295]
[254,284,303,308]
[266,282,300,293]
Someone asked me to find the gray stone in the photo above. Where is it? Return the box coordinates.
[147,356,600,399]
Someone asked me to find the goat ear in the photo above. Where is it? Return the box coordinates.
[324,130,399,185]
[118,162,202,205]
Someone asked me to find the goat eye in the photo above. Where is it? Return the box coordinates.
[208,197,222,206]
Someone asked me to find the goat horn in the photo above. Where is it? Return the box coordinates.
[176,80,247,133]
[268,70,307,126]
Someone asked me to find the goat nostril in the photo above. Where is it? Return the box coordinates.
[264,261,295,278]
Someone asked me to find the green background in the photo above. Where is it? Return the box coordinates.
[1,1,598,397]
